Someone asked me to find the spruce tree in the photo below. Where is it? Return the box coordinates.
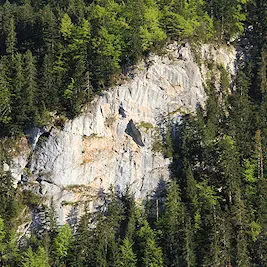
[158,181,185,266]
[136,220,164,267]
[119,237,137,267]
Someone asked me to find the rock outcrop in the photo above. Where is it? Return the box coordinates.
[11,43,236,224]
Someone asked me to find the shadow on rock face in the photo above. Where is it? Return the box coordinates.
[119,105,127,118]
[125,119,145,147]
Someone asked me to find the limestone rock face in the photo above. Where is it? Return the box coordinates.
[13,43,236,224]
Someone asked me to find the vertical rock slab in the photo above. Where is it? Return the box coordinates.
[19,43,236,224]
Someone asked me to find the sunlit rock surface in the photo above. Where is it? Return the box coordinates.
[11,43,236,224]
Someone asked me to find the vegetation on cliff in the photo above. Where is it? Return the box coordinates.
[0,0,248,136]
[1,0,267,266]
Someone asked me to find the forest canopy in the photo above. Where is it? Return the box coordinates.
[1,0,267,266]
[0,0,249,136]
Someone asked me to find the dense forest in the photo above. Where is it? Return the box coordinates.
[1,0,267,266]
[0,0,249,136]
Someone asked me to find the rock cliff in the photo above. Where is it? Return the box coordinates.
[11,43,236,224]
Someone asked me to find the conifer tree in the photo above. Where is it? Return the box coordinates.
[67,210,92,267]
[184,217,196,267]
[120,186,136,240]
[136,220,164,267]
[5,16,17,57]
[0,60,11,129]
[20,246,49,267]
[228,70,254,157]
[11,52,26,130]
[24,50,38,123]
[41,4,60,54]
[119,237,137,267]
[52,224,73,266]
[41,53,58,110]
[159,181,185,266]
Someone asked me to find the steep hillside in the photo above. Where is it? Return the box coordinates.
[5,43,235,224]
[3,0,265,266]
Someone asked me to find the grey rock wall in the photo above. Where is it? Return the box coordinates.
[14,43,236,224]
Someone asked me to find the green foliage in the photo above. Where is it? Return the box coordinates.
[138,1,166,51]
[60,13,74,40]
[158,0,214,41]
[119,237,137,267]
[136,220,164,267]
[138,121,154,133]
[158,181,185,266]
[21,190,42,208]
[152,127,165,155]
[5,16,17,57]
[243,159,257,197]
[0,216,6,259]
[0,61,11,127]
[204,0,249,40]
[0,0,249,135]
[250,221,261,242]
[53,224,73,263]
[20,246,49,267]
[0,1,266,266]
[152,123,173,158]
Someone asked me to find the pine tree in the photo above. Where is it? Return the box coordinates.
[20,246,49,267]
[228,70,255,158]
[52,224,73,266]
[158,181,185,266]
[23,50,38,123]
[184,217,196,267]
[40,53,58,110]
[249,131,267,266]
[218,136,250,265]
[119,237,137,267]
[41,4,60,54]
[120,186,136,240]
[5,16,17,57]
[60,13,74,41]
[136,220,164,267]
[0,59,12,130]
[196,180,222,265]
[68,210,92,267]
[11,52,26,131]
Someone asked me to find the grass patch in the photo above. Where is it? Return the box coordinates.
[137,121,154,133]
